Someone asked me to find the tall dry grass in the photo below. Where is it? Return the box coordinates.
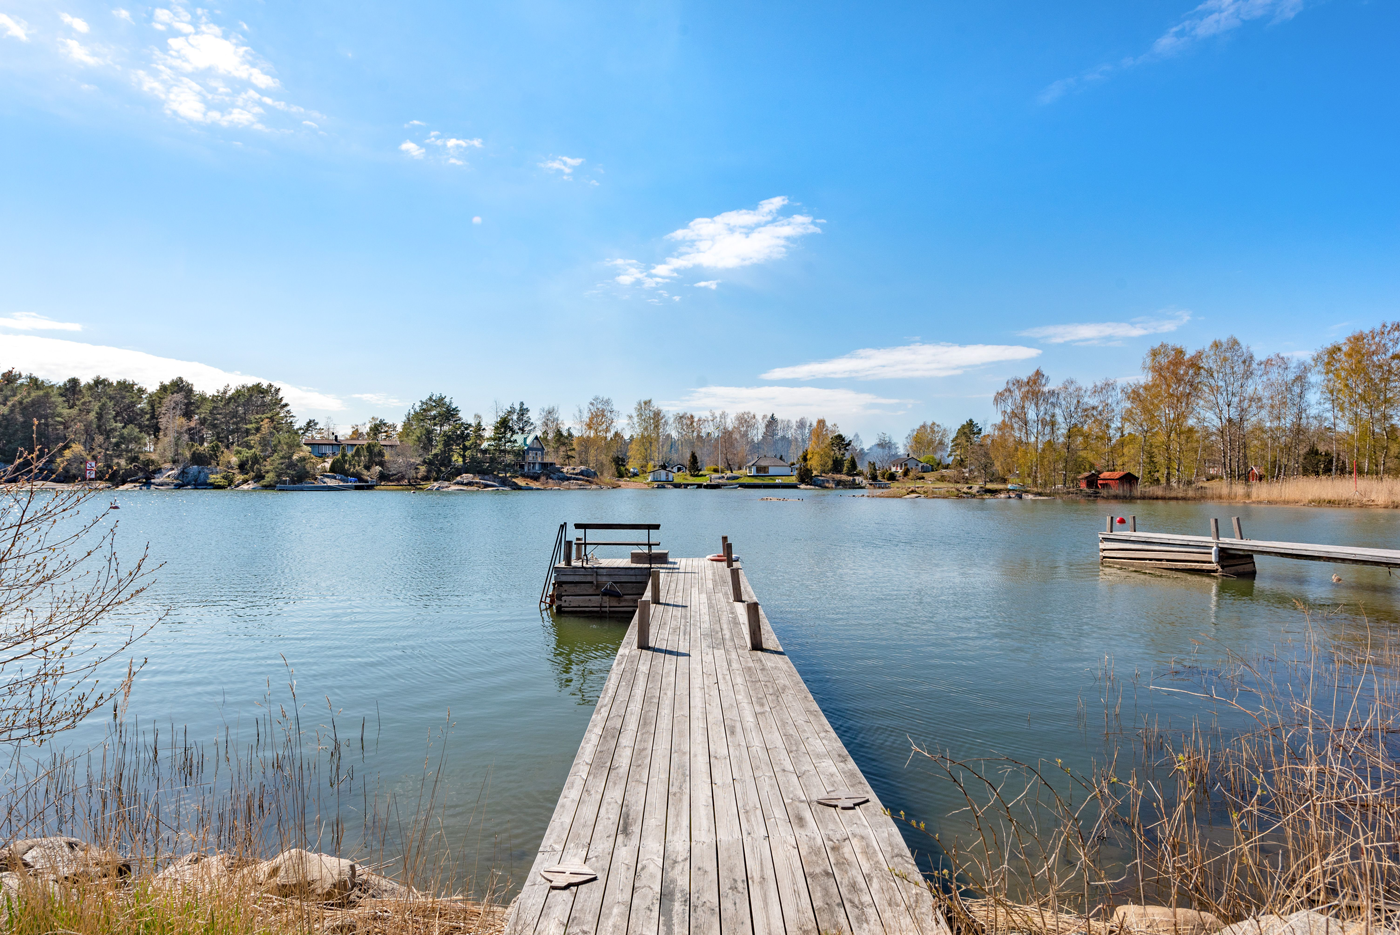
[1113,476,1400,508]
[913,615,1399,933]
[1,678,509,934]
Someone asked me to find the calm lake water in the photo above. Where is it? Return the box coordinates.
[68,489,1400,894]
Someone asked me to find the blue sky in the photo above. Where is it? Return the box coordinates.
[1,0,1396,439]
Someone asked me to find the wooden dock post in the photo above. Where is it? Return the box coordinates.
[1211,518,1220,540]
[724,540,734,567]
[574,537,584,562]
[636,598,650,649]
[730,566,742,601]
[1233,516,1245,539]
[1106,516,1113,533]
[1130,515,1136,532]
[745,601,762,650]
[563,536,572,566]
[649,568,660,603]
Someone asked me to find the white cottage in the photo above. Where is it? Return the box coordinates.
[744,456,793,476]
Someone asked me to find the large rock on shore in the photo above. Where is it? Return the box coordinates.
[1219,911,1387,935]
[1114,905,1224,935]
[151,852,240,894]
[3,836,130,882]
[447,473,520,490]
[255,848,359,903]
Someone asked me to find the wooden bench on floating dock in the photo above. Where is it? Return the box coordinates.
[508,553,941,935]
[1099,515,1400,576]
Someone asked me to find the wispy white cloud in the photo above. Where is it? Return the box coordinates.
[1,13,31,41]
[471,216,482,224]
[694,281,720,290]
[59,37,104,65]
[1018,310,1191,345]
[351,392,401,407]
[399,127,481,166]
[606,259,668,289]
[651,197,819,278]
[131,5,316,129]
[1041,0,1306,103]
[665,385,912,418]
[0,334,344,411]
[60,13,90,33]
[541,155,584,178]
[113,9,134,23]
[0,312,82,332]
[762,342,1041,381]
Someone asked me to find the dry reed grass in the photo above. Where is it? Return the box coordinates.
[1,678,510,935]
[914,615,1399,934]
[1113,476,1400,508]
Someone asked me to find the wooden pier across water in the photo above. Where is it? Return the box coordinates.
[506,556,940,935]
[1099,515,1400,576]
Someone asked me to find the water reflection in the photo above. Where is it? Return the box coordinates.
[542,611,626,706]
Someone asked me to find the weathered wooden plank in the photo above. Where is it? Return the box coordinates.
[741,579,935,935]
[658,565,695,935]
[709,566,820,935]
[1099,532,1400,568]
[710,561,887,934]
[508,615,646,935]
[695,573,755,935]
[689,566,723,935]
[701,563,850,935]
[518,557,936,935]
[628,565,683,935]
[587,579,675,934]
[707,576,788,935]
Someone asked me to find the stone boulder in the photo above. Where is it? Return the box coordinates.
[1219,912,1383,935]
[3,836,130,883]
[558,466,597,479]
[450,473,520,490]
[255,848,358,904]
[1114,905,1224,935]
[151,852,238,894]
[178,464,212,487]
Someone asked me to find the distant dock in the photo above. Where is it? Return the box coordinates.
[1099,515,1400,576]
[509,552,940,935]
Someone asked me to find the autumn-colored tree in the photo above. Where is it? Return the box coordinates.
[574,396,618,474]
[905,420,950,466]
[1199,336,1259,483]
[1126,343,1204,486]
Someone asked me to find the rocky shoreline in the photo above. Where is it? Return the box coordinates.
[2,835,507,933]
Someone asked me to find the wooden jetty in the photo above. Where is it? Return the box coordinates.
[508,553,940,935]
[544,524,670,616]
[1099,515,1400,576]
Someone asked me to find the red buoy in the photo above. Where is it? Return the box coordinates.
[1116,516,1127,524]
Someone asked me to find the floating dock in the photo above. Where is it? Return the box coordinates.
[507,557,939,935]
[1099,515,1400,576]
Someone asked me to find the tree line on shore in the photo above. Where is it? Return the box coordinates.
[983,323,1400,488]
[3,320,1392,487]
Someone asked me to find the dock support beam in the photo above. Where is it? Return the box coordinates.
[1233,516,1245,539]
[730,566,743,602]
[636,599,650,650]
[745,601,763,651]
[650,568,660,603]
[1212,517,1220,541]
